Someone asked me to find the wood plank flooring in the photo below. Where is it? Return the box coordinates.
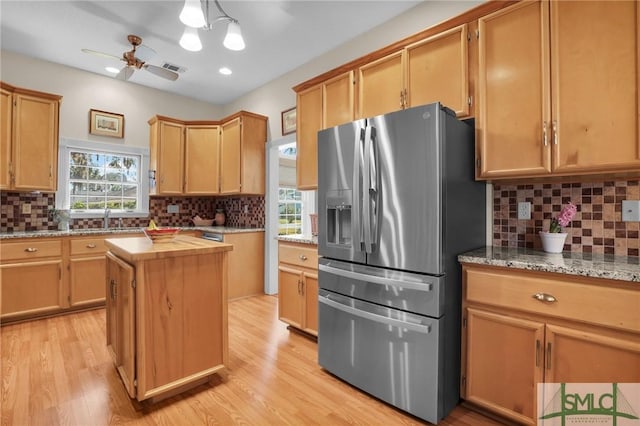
[1,295,505,425]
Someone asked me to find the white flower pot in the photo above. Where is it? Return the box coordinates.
[539,231,568,253]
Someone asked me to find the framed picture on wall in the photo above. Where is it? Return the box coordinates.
[281,107,296,136]
[89,109,124,138]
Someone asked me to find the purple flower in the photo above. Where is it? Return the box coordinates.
[549,202,577,233]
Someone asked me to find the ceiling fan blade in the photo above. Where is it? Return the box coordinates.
[135,44,157,63]
[143,64,179,81]
[116,66,135,81]
[81,48,122,62]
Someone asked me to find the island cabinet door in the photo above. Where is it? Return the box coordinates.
[105,252,136,399]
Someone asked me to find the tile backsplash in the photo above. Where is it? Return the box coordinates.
[0,192,265,232]
[493,179,639,256]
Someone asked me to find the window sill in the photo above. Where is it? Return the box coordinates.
[69,211,149,219]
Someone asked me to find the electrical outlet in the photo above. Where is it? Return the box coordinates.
[21,203,31,214]
[167,204,179,214]
[517,202,531,220]
[622,200,640,222]
[244,204,249,214]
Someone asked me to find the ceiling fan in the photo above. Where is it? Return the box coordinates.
[82,34,179,81]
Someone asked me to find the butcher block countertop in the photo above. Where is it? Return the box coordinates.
[458,246,640,283]
[105,235,233,262]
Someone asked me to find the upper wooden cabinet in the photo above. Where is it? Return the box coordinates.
[149,111,266,196]
[221,111,268,195]
[296,71,355,190]
[358,50,405,119]
[477,0,640,180]
[1,82,61,192]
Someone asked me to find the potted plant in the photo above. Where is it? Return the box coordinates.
[539,202,577,253]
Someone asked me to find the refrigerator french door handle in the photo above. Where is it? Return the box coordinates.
[363,124,373,253]
[368,126,379,250]
[353,127,366,250]
[319,263,433,292]
[319,293,432,334]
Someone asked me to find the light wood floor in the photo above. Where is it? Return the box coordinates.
[1,295,504,425]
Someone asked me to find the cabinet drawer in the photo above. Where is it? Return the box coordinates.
[279,243,318,269]
[464,266,640,333]
[70,237,108,255]
[1,239,62,261]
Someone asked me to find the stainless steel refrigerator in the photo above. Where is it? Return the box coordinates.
[317,102,486,424]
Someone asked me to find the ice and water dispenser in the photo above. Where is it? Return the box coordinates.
[325,190,352,246]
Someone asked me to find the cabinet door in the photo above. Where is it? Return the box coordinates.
[551,0,640,173]
[545,324,640,384]
[358,50,405,119]
[69,256,106,307]
[225,232,264,300]
[0,260,63,319]
[278,265,303,329]
[12,93,59,191]
[406,25,469,117]
[184,125,220,195]
[323,71,355,128]
[157,121,184,194]
[1,88,11,190]
[465,308,544,425]
[302,271,318,336]
[296,84,322,190]
[220,117,241,194]
[477,1,551,179]
[105,252,136,399]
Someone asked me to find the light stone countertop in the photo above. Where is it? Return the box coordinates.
[276,234,318,245]
[458,246,640,283]
[0,226,264,240]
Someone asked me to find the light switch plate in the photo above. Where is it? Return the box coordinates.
[518,202,531,220]
[167,204,179,214]
[622,200,640,222]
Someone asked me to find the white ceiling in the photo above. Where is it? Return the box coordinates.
[0,0,423,105]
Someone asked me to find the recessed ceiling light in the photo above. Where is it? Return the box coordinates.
[105,66,120,74]
[219,67,232,75]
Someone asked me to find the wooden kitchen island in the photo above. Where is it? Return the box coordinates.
[104,235,233,402]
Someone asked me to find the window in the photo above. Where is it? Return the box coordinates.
[56,138,149,218]
[278,188,302,235]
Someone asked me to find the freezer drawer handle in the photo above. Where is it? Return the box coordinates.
[319,294,431,334]
[319,263,433,292]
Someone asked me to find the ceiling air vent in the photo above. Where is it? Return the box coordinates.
[161,62,187,73]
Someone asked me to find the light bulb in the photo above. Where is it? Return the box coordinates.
[180,26,202,52]
[179,0,206,28]
[219,67,232,75]
[223,21,245,51]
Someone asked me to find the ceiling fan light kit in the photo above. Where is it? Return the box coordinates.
[178,0,245,52]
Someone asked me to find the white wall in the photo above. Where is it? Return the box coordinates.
[0,50,223,148]
[223,0,483,139]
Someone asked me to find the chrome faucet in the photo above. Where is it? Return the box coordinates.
[103,208,110,229]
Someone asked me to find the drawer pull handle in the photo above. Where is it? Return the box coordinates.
[299,255,308,261]
[86,244,97,249]
[533,292,557,303]
[24,247,38,253]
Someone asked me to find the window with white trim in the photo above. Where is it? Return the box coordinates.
[56,138,149,218]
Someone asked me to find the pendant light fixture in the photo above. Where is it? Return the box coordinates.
[178,0,245,52]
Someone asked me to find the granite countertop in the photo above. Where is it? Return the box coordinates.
[458,246,640,283]
[0,226,264,240]
[276,234,318,245]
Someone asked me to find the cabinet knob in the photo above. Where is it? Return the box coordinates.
[86,244,97,249]
[533,292,557,303]
[542,121,548,147]
[299,254,307,261]
[24,247,38,253]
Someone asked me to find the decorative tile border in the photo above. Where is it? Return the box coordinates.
[493,179,639,257]
[1,192,265,232]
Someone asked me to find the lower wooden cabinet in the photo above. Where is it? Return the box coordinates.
[278,241,318,336]
[461,264,640,425]
[69,236,111,307]
[225,232,264,300]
